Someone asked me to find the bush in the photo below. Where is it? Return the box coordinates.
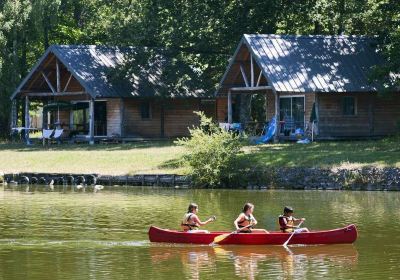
[176,111,243,187]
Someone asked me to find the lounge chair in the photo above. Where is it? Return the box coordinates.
[254,117,277,144]
[283,115,295,136]
[52,129,64,144]
[40,129,54,146]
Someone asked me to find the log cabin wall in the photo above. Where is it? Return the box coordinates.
[318,93,400,137]
[106,98,122,137]
[164,99,201,137]
[318,93,370,137]
[373,93,400,135]
[216,98,228,122]
[123,98,210,138]
[123,99,162,137]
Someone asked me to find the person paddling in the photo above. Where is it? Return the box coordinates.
[279,206,309,233]
[234,203,269,233]
[181,203,216,233]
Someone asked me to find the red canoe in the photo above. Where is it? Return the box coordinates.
[148,224,357,245]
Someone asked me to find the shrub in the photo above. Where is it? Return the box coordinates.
[176,111,243,187]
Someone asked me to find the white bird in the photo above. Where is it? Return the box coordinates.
[94,185,104,193]
[76,183,84,190]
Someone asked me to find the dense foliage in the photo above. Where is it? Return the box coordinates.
[176,112,243,187]
[0,0,399,136]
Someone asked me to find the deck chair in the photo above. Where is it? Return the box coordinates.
[283,115,295,136]
[40,129,54,146]
[52,129,64,144]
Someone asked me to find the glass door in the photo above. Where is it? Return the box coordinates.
[94,101,107,136]
[279,96,305,135]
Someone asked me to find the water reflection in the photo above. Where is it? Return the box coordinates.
[149,244,358,280]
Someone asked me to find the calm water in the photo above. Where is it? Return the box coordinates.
[0,186,399,280]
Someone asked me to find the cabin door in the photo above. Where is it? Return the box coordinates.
[279,96,305,134]
[94,101,107,136]
[71,101,107,137]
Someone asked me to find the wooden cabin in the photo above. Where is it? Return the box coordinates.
[216,34,400,139]
[10,45,215,143]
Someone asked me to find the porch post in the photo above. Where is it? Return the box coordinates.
[315,93,320,136]
[56,59,61,93]
[120,98,125,137]
[227,89,232,124]
[89,98,95,144]
[274,90,279,142]
[24,96,31,145]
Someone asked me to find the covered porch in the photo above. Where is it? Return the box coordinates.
[10,48,116,145]
[215,37,318,141]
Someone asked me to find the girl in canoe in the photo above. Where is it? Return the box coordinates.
[279,206,309,233]
[181,203,216,233]
[234,203,269,233]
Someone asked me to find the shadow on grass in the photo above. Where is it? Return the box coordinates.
[0,140,177,152]
[157,158,184,169]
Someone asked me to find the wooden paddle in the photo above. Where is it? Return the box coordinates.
[283,220,304,247]
[211,224,252,245]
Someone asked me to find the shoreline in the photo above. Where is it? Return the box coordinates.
[2,166,400,191]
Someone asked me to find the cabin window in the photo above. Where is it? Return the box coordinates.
[140,101,152,119]
[342,97,356,116]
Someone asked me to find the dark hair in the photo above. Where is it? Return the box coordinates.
[284,206,294,214]
[243,203,254,213]
[187,203,198,213]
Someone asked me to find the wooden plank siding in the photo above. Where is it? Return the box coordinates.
[164,99,201,137]
[318,93,400,137]
[123,99,214,138]
[123,99,162,137]
[106,98,122,137]
[373,94,400,135]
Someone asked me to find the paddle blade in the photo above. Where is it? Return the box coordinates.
[213,233,229,244]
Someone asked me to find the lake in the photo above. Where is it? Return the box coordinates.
[0,186,399,279]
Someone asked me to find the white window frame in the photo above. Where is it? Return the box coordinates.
[279,95,306,131]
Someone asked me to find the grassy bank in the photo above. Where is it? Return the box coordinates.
[0,138,399,176]
[0,141,186,175]
[242,137,400,169]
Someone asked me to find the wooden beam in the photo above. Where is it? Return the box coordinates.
[240,64,249,87]
[41,71,56,93]
[274,90,279,142]
[250,55,254,87]
[315,93,319,135]
[227,90,232,124]
[89,98,95,145]
[22,91,86,97]
[25,96,31,144]
[256,70,263,87]
[26,55,55,90]
[230,86,272,92]
[56,59,61,92]
[63,73,73,92]
[120,98,125,137]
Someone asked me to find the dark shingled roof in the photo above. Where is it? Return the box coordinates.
[11,45,205,99]
[217,34,386,94]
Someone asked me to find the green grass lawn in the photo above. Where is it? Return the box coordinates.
[0,138,399,176]
[0,141,186,175]
[241,137,400,169]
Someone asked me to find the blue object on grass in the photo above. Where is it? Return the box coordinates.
[255,117,277,144]
[295,128,304,135]
[297,138,311,144]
